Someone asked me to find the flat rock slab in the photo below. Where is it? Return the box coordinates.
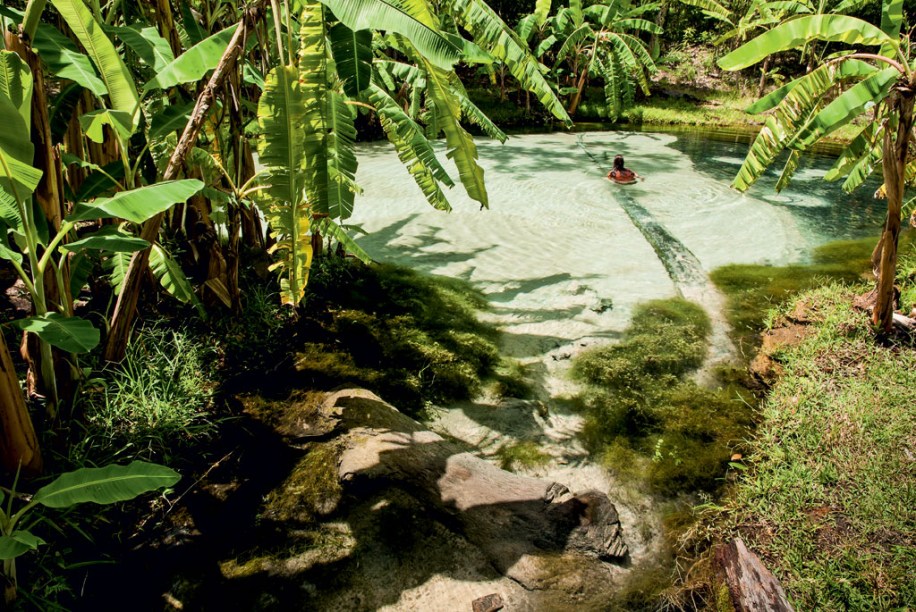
[326,388,628,587]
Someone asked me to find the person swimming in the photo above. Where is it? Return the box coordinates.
[607,155,641,183]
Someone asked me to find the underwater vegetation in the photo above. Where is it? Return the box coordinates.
[572,298,754,494]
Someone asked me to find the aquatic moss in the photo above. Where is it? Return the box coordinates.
[572,297,753,494]
[290,257,517,414]
[261,443,343,524]
[495,440,551,472]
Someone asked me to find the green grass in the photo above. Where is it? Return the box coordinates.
[571,298,754,494]
[495,440,551,472]
[701,284,916,609]
[77,325,218,461]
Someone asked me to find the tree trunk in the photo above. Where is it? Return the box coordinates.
[0,332,42,476]
[649,1,669,58]
[5,29,73,415]
[757,56,771,98]
[714,538,794,612]
[873,89,915,331]
[567,66,589,116]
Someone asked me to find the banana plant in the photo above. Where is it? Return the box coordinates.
[254,0,571,306]
[1,47,204,413]
[717,0,912,331]
[541,0,661,117]
[0,461,180,604]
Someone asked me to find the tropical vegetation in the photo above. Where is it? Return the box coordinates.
[0,0,913,607]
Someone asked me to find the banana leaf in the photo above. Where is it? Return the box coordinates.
[31,461,180,508]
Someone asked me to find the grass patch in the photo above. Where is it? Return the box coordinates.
[77,325,218,461]
[710,236,893,359]
[571,298,754,494]
[699,284,916,609]
[495,440,551,472]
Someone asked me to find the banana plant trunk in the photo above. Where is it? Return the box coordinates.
[873,88,915,331]
[5,28,73,414]
[0,332,42,475]
[756,56,771,98]
[567,66,589,116]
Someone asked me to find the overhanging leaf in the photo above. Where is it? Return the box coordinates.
[61,227,149,253]
[109,24,175,72]
[32,461,180,509]
[317,0,462,69]
[328,24,373,97]
[149,243,204,315]
[68,179,204,224]
[718,15,893,71]
[13,312,100,353]
[143,24,239,93]
[50,0,140,128]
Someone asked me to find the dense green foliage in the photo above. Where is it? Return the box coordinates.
[572,298,754,493]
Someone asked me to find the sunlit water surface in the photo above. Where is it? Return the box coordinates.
[351,130,881,361]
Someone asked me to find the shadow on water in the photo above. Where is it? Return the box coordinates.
[575,136,706,290]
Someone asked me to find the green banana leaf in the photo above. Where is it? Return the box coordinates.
[0,189,22,233]
[31,21,109,97]
[534,0,551,25]
[60,227,149,253]
[109,24,176,72]
[312,217,372,263]
[824,122,878,182]
[31,461,180,509]
[0,532,45,560]
[0,70,41,201]
[13,312,100,353]
[880,0,902,59]
[329,23,373,97]
[79,108,134,144]
[150,243,204,316]
[325,90,359,220]
[50,0,140,129]
[68,251,92,299]
[792,67,899,148]
[68,179,204,224]
[367,82,454,211]
[258,64,310,305]
[424,62,488,208]
[148,101,196,140]
[718,15,893,71]
[143,24,239,93]
[448,0,571,125]
[0,51,33,128]
[105,251,131,295]
[299,1,330,216]
[731,62,846,191]
[745,58,877,114]
[317,0,461,69]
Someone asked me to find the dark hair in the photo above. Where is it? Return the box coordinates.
[613,155,625,171]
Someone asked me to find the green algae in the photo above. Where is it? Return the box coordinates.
[261,443,343,524]
[572,297,754,494]
[495,440,551,472]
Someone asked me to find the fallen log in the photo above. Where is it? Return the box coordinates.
[714,538,794,612]
[322,389,628,585]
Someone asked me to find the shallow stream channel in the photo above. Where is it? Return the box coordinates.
[341,130,882,609]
